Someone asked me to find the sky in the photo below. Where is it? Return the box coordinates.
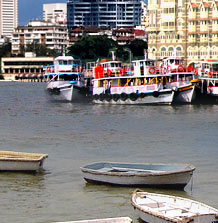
[18,0,66,26]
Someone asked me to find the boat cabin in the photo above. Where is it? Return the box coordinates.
[160,57,185,73]
[43,56,81,74]
[100,60,122,76]
[132,59,157,76]
[189,61,218,78]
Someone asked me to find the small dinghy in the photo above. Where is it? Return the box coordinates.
[81,162,195,189]
[55,217,132,223]
[131,190,218,223]
[0,151,48,172]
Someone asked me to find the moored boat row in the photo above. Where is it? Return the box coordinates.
[44,55,205,104]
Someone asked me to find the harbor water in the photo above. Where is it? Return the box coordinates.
[0,81,218,223]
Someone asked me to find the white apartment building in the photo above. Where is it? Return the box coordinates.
[0,0,18,38]
[43,3,67,24]
[11,20,68,55]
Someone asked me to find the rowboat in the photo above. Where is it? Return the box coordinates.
[131,190,218,223]
[55,217,132,223]
[0,151,48,172]
[81,162,195,189]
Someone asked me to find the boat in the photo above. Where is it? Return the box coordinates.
[43,55,88,102]
[55,217,132,223]
[131,190,218,223]
[189,60,218,100]
[81,162,195,189]
[92,58,174,105]
[160,57,198,103]
[0,151,48,172]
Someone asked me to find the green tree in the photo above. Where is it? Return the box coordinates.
[68,36,117,61]
[0,42,11,77]
[127,39,148,58]
[0,42,11,57]
[24,42,59,57]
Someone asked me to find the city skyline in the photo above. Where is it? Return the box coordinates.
[18,0,66,25]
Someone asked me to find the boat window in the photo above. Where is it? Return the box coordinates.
[171,75,177,82]
[140,78,145,85]
[120,78,127,86]
[185,74,193,81]
[204,64,210,69]
[178,75,185,81]
[112,79,118,86]
[175,60,181,65]
[99,80,104,87]
[212,64,218,71]
[59,74,78,81]
[169,59,174,64]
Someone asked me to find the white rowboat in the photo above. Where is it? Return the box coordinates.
[131,191,218,223]
[81,162,195,189]
[0,151,48,172]
[55,217,132,223]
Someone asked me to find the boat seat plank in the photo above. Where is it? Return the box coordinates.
[111,167,164,173]
[140,202,165,208]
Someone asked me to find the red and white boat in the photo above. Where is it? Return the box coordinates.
[190,60,218,98]
[92,58,174,105]
[160,57,198,103]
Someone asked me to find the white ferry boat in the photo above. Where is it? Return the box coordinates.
[161,57,198,103]
[43,56,86,102]
[92,59,174,105]
[190,60,218,98]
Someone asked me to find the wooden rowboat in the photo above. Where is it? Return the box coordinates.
[131,190,218,223]
[55,217,132,223]
[0,151,48,172]
[81,162,195,189]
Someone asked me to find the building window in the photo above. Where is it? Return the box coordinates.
[168,47,174,56]
[176,47,182,56]
[160,47,166,57]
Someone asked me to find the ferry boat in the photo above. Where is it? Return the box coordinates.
[161,57,198,103]
[190,60,218,99]
[92,59,174,105]
[43,56,87,102]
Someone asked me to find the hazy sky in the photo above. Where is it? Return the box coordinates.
[18,0,66,25]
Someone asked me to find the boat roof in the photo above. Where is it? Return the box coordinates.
[162,57,183,60]
[93,74,172,80]
[191,60,218,64]
[100,60,122,64]
[55,56,74,61]
[132,58,158,62]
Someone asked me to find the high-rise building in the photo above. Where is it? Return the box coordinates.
[43,3,67,24]
[0,0,18,38]
[11,20,68,55]
[147,0,218,65]
[67,0,142,29]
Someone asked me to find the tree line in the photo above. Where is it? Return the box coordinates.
[0,35,148,63]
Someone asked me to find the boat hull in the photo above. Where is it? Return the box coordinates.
[0,151,48,172]
[55,217,132,223]
[173,85,196,103]
[81,163,195,189]
[82,171,193,189]
[93,90,174,105]
[46,81,84,102]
